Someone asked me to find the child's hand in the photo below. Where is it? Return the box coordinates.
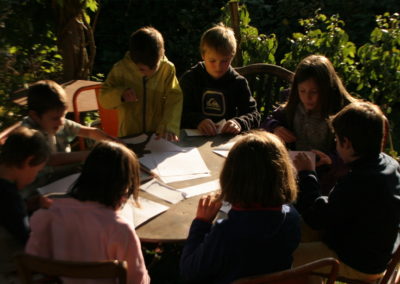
[155,132,179,142]
[274,126,296,143]
[293,152,315,172]
[198,119,217,136]
[196,193,222,223]
[122,88,138,102]
[221,120,241,134]
[311,149,332,167]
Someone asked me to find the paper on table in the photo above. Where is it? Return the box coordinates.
[183,119,226,137]
[121,134,148,144]
[119,196,169,228]
[289,151,316,169]
[220,201,232,214]
[177,179,220,198]
[144,134,183,153]
[140,179,184,204]
[212,141,237,158]
[38,173,80,195]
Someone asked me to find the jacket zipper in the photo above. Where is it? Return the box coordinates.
[142,77,147,133]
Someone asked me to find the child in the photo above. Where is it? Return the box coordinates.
[180,131,300,284]
[180,24,260,136]
[26,141,150,284]
[100,26,183,142]
[23,80,114,167]
[262,55,356,192]
[0,127,50,280]
[293,101,400,282]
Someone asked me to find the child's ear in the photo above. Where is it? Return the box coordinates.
[28,110,40,122]
[343,137,353,150]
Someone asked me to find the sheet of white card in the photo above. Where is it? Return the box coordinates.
[289,151,316,169]
[121,134,148,144]
[38,173,80,195]
[119,196,169,228]
[212,141,237,158]
[177,179,220,198]
[140,179,184,204]
[183,119,226,137]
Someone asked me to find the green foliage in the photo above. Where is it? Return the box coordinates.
[356,13,400,112]
[221,1,277,66]
[281,11,358,88]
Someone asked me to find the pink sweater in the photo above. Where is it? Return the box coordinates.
[26,198,150,284]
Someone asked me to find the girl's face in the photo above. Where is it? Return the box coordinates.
[298,78,320,111]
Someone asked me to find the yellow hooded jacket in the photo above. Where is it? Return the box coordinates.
[99,52,183,137]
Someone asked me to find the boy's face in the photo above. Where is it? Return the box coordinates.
[202,47,233,79]
[136,63,159,78]
[17,160,46,189]
[31,108,67,135]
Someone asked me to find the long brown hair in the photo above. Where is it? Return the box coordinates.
[220,131,297,207]
[69,141,140,210]
[284,55,355,128]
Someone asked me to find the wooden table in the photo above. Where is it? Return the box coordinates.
[136,134,234,243]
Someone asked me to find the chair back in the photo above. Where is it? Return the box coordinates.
[15,253,127,284]
[0,121,22,145]
[231,257,339,284]
[235,63,294,120]
[379,241,400,284]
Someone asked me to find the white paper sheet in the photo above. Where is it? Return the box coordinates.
[177,179,220,198]
[212,141,237,158]
[38,173,80,195]
[121,134,148,144]
[140,179,184,204]
[183,119,226,137]
[220,201,232,214]
[289,151,316,169]
[119,196,169,228]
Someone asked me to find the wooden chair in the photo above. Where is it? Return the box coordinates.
[15,253,127,284]
[234,63,294,119]
[0,121,21,145]
[231,257,339,284]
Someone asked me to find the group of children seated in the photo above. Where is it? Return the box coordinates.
[0,22,399,284]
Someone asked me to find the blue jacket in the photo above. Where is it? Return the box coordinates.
[180,205,300,284]
[297,153,400,274]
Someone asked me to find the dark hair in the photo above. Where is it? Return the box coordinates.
[331,101,385,157]
[284,55,355,128]
[0,126,50,167]
[220,131,297,207]
[69,141,140,209]
[200,23,237,57]
[129,26,165,69]
[28,80,67,116]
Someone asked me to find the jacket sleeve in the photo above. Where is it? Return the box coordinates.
[156,65,183,137]
[260,106,287,132]
[180,71,208,129]
[180,219,224,283]
[99,64,126,110]
[231,78,261,131]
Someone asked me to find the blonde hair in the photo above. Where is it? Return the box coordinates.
[200,23,237,57]
[220,131,297,207]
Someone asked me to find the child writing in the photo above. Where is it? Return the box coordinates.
[0,127,50,281]
[100,26,183,142]
[261,55,356,192]
[180,24,260,136]
[26,141,150,284]
[293,101,400,282]
[180,131,300,284]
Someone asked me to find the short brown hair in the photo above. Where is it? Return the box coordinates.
[129,26,165,69]
[220,131,297,207]
[0,126,50,167]
[331,101,385,157]
[200,23,237,57]
[69,141,140,209]
[28,80,67,116]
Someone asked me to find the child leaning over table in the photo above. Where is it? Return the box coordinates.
[21,80,114,196]
[293,101,400,283]
[99,26,183,141]
[180,131,300,284]
[180,23,260,136]
[0,127,50,282]
[26,141,150,284]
